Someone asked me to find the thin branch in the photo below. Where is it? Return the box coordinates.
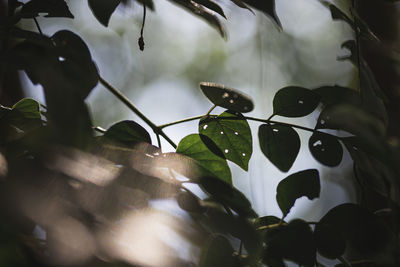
[205,104,217,116]
[99,76,177,149]
[33,17,43,35]
[338,256,352,267]
[159,115,204,129]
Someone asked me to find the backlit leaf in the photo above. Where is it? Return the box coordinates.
[273,86,320,117]
[169,0,226,38]
[309,132,343,167]
[88,0,121,27]
[199,111,252,170]
[103,120,151,147]
[193,0,226,18]
[21,0,74,18]
[258,124,300,172]
[200,82,254,113]
[276,169,320,217]
[176,134,231,184]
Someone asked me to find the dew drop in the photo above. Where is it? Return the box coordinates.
[229,99,234,104]
[242,153,246,157]
[320,119,325,125]
[273,129,279,132]
[298,100,304,104]
[234,132,239,135]
[224,149,229,153]
[244,106,248,110]
[203,124,208,130]
[233,94,238,99]
[321,148,325,152]
[58,56,66,62]
[220,131,224,135]
[222,92,229,98]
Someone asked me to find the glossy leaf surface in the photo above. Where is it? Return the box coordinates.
[276,169,320,217]
[176,134,231,184]
[309,132,343,167]
[258,124,300,172]
[200,82,254,113]
[199,111,252,170]
[273,86,320,117]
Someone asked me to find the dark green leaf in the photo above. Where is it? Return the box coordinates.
[264,219,316,266]
[176,134,231,184]
[199,82,254,113]
[315,203,392,258]
[314,221,346,259]
[103,120,151,147]
[308,132,343,167]
[88,0,121,27]
[273,86,320,117]
[199,235,239,267]
[276,169,320,217]
[241,0,281,29]
[199,111,252,170]
[199,176,257,217]
[21,0,74,18]
[258,124,300,172]
[169,0,226,38]
[193,0,226,18]
[313,85,361,107]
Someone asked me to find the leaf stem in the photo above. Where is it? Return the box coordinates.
[206,104,217,116]
[159,115,204,129]
[338,256,352,267]
[138,2,147,51]
[99,76,177,149]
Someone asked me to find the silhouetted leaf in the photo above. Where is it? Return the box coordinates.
[315,203,392,258]
[21,0,74,18]
[193,0,226,18]
[103,120,151,147]
[176,134,231,184]
[88,0,121,27]
[314,221,346,259]
[241,0,281,29]
[273,86,320,117]
[325,3,379,42]
[258,124,300,172]
[309,132,343,167]
[264,219,316,266]
[199,176,257,217]
[199,82,254,113]
[230,0,255,15]
[199,235,240,267]
[199,111,252,170]
[313,85,361,107]
[169,0,226,38]
[276,169,320,217]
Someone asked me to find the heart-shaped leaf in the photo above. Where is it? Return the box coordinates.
[200,82,254,113]
[21,0,74,18]
[88,0,121,27]
[199,111,252,171]
[273,86,320,117]
[276,169,320,217]
[103,120,151,147]
[309,132,343,167]
[176,134,231,184]
[258,124,300,172]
